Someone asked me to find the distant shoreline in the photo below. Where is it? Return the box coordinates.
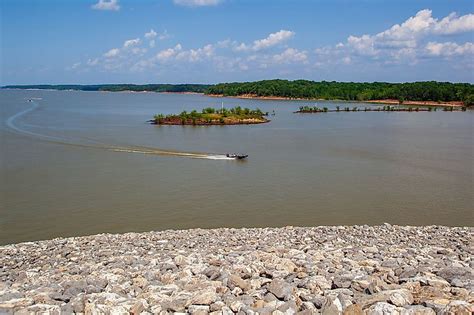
[2,87,469,107]
[1,88,206,95]
[208,94,466,107]
[366,99,464,107]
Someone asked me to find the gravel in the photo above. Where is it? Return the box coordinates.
[0,224,472,314]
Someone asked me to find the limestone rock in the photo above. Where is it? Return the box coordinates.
[267,279,294,300]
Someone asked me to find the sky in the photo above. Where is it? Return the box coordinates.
[1,0,474,85]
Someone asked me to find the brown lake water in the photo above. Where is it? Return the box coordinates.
[1,89,473,245]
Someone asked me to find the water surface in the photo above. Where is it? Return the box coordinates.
[1,90,472,244]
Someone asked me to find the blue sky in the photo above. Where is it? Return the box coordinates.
[2,0,473,85]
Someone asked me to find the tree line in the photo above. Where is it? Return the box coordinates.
[206,80,474,105]
[5,80,474,106]
[3,84,211,93]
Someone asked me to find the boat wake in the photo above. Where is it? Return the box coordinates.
[203,155,236,160]
[5,100,236,161]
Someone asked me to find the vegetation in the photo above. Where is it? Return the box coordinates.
[5,80,473,106]
[153,106,269,125]
[206,80,474,106]
[3,84,211,93]
[296,105,465,113]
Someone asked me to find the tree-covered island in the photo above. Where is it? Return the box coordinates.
[152,106,270,125]
[296,105,467,113]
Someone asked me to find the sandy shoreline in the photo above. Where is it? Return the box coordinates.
[207,94,325,101]
[366,99,465,107]
[1,225,472,314]
[208,94,466,107]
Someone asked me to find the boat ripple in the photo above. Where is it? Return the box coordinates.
[6,100,235,161]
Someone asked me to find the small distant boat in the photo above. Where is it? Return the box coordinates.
[226,153,248,160]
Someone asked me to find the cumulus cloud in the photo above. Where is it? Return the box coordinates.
[91,0,120,11]
[254,30,295,50]
[347,9,474,55]
[176,44,215,62]
[123,38,141,48]
[156,44,183,61]
[144,29,157,39]
[103,48,120,58]
[144,29,170,48]
[347,35,377,56]
[75,10,473,77]
[173,0,222,7]
[273,48,308,64]
[314,9,474,67]
[425,42,474,57]
[433,12,474,35]
[236,30,295,51]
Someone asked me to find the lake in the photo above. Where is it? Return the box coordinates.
[1,89,472,244]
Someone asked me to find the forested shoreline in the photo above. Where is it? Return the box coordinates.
[4,80,474,105]
[206,80,474,106]
[2,84,211,93]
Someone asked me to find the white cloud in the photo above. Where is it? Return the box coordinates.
[123,38,141,48]
[425,41,474,57]
[173,0,221,7]
[347,9,474,55]
[176,44,214,62]
[234,43,249,52]
[144,29,157,39]
[254,30,294,50]
[347,35,377,56]
[433,12,474,35]
[103,48,120,58]
[144,29,170,48]
[313,9,474,67]
[156,44,183,61]
[131,47,147,55]
[240,30,295,51]
[76,11,474,77]
[91,0,120,11]
[273,48,308,64]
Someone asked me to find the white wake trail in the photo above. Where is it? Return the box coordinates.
[6,100,236,161]
[203,155,235,160]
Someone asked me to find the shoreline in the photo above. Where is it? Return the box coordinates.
[2,88,468,107]
[152,118,270,126]
[366,99,464,107]
[1,225,472,314]
[207,94,466,107]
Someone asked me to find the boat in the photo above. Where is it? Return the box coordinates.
[226,153,248,160]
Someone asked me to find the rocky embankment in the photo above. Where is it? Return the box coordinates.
[0,225,472,314]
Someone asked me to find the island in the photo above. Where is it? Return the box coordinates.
[295,105,467,113]
[152,106,270,125]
